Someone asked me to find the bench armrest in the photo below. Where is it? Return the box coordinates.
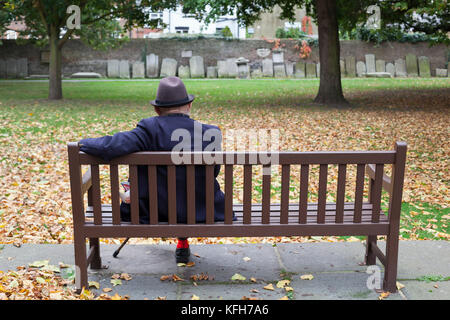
[366,164,392,194]
[81,167,92,195]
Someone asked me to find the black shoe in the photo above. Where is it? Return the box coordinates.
[175,247,190,264]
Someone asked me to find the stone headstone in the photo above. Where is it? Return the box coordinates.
[306,63,317,78]
[340,60,346,76]
[285,62,294,77]
[206,66,218,78]
[394,59,407,77]
[250,67,263,78]
[345,56,356,77]
[17,58,28,78]
[107,59,120,78]
[70,72,102,78]
[365,72,391,78]
[316,63,320,78]
[217,60,228,78]
[295,61,306,78]
[365,54,376,73]
[435,68,448,77]
[405,54,418,77]
[226,58,238,78]
[119,60,130,79]
[375,60,385,72]
[386,63,395,77]
[178,65,190,78]
[256,48,271,58]
[181,50,192,58]
[274,64,286,78]
[6,58,17,79]
[0,59,6,78]
[356,61,366,77]
[236,57,250,79]
[418,56,431,77]
[160,58,177,77]
[262,58,273,77]
[146,54,159,78]
[272,50,284,64]
[189,56,205,78]
[132,61,145,78]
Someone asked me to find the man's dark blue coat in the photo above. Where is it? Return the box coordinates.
[79,113,227,224]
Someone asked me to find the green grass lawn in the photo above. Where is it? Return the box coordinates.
[0,78,448,244]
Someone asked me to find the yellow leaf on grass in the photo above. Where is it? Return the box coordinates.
[111,279,122,286]
[231,273,246,281]
[103,288,112,293]
[191,294,200,300]
[279,296,289,300]
[263,283,274,291]
[396,282,405,290]
[300,274,314,280]
[88,281,100,289]
[285,286,294,292]
[276,280,291,288]
[378,291,390,300]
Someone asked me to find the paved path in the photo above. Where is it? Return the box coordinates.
[0,240,448,300]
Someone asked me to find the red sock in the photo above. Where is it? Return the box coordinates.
[176,238,189,249]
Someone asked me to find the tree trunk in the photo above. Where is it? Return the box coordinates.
[48,25,62,100]
[313,0,348,106]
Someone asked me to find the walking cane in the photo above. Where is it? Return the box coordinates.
[113,238,130,258]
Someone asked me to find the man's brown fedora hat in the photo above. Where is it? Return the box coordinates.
[150,76,195,108]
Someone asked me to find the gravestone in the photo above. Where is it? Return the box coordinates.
[274,64,286,78]
[418,56,431,77]
[132,62,145,78]
[356,61,366,77]
[375,60,385,72]
[294,61,306,78]
[272,50,284,64]
[226,58,238,78]
[256,48,271,58]
[70,72,102,78]
[250,67,263,78]
[217,60,228,78]
[394,59,407,77]
[207,66,218,78]
[285,62,294,77]
[160,58,177,77]
[236,57,250,79]
[107,60,120,78]
[178,65,190,78]
[146,54,159,78]
[17,58,28,78]
[340,60,346,76]
[316,63,320,77]
[119,60,130,79]
[306,63,317,78]
[345,56,356,77]
[190,56,205,78]
[385,63,395,77]
[405,54,418,77]
[0,59,6,78]
[435,68,447,77]
[262,58,273,77]
[365,54,376,73]
[6,58,17,79]
[181,50,192,58]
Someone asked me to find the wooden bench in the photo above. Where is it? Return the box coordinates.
[68,141,407,293]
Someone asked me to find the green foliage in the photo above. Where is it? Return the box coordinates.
[275,27,307,39]
[221,26,233,38]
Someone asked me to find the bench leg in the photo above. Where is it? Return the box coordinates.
[89,238,102,269]
[383,233,399,293]
[74,235,88,293]
[364,235,377,265]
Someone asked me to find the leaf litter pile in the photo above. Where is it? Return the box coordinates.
[0,79,448,299]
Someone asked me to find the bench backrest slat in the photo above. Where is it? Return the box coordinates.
[299,164,309,224]
[130,165,140,225]
[335,164,347,223]
[110,164,121,225]
[224,165,234,224]
[90,164,102,225]
[243,165,252,224]
[186,165,196,225]
[262,165,271,224]
[317,164,328,224]
[148,165,159,225]
[280,165,290,224]
[167,166,177,224]
[353,164,365,223]
[370,164,384,223]
[205,166,215,224]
